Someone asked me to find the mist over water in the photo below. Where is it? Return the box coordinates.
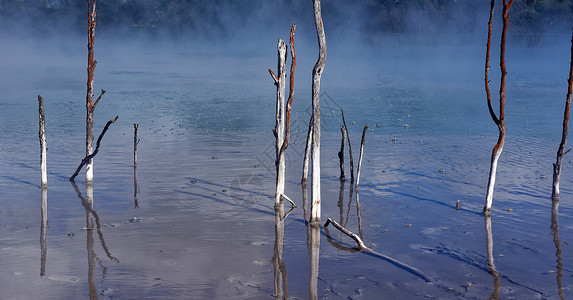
[1,1,573,299]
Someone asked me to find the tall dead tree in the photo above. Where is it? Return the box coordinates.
[552,28,573,199]
[85,0,105,183]
[483,0,513,216]
[310,0,327,223]
[270,25,296,207]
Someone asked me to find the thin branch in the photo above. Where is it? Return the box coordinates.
[268,69,278,84]
[355,124,368,189]
[70,116,119,181]
[324,218,368,250]
[485,0,500,125]
[91,89,106,112]
[338,125,346,181]
[280,193,297,208]
[341,109,354,180]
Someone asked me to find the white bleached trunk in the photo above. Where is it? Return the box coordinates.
[273,39,287,206]
[38,95,47,187]
[355,125,368,189]
[484,142,503,215]
[310,0,326,223]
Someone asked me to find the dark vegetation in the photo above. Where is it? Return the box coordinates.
[1,0,571,45]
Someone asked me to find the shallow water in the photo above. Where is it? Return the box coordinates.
[1,37,572,299]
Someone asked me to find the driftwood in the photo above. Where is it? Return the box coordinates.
[552,28,573,198]
[483,0,513,215]
[38,95,47,187]
[310,0,326,222]
[341,110,354,181]
[70,116,118,181]
[355,124,368,189]
[324,218,432,282]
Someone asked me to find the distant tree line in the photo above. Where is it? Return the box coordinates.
[0,0,571,44]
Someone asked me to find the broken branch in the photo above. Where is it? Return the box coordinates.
[70,116,119,181]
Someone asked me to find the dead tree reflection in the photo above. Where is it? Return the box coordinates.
[308,222,320,300]
[551,197,565,299]
[40,187,47,277]
[272,202,289,299]
[71,181,119,299]
[483,215,501,299]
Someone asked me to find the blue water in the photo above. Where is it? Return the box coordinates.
[0,35,572,299]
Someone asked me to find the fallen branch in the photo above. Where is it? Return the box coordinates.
[324,218,432,282]
[355,124,368,189]
[70,116,119,181]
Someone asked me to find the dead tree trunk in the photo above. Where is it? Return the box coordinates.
[355,125,368,189]
[38,95,47,187]
[302,115,313,183]
[483,0,513,216]
[338,125,346,181]
[85,0,103,183]
[270,25,296,207]
[310,0,326,223]
[552,28,573,199]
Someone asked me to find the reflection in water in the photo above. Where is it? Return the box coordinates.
[40,187,47,277]
[272,202,288,299]
[133,163,139,208]
[302,182,309,224]
[484,216,501,299]
[308,222,320,300]
[551,196,565,299]
[355,187,363,240]
[71,182,119,300]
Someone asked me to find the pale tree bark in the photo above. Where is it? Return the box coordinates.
[270,25,297,207]
[355,125,368,189]
[301,115,313,183]
[483,0,513,216]
[552,28,573,199]
[38,95,47,187]
[311,0,326,223]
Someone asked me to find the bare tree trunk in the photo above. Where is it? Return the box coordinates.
[483,0,513,216]
[311,0,326,223]
[355,125,368,189]
[552,28,573,198]
[38,95,47,187]
[302,115,313,183]
[341,110,354,181]
[338,125,346,181]
[270,38,287,206]
[85,0,98,183]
